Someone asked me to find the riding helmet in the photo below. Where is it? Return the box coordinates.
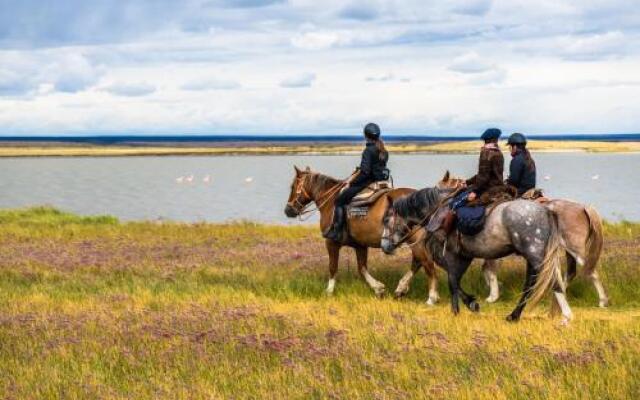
[363,123,381,140]
[480,128,502,141]
[507,132,527,146]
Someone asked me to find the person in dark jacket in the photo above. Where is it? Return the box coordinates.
[465,128,505,202]
[506,132,536,196]
[324,122,389,241]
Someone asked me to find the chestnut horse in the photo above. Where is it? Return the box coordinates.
[284,166,439,302]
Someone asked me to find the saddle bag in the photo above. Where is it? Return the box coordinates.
[455,205,486,236]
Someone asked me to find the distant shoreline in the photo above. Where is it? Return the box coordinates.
[0,139,638,157]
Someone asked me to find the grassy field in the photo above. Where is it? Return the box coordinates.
[0,207,639,399]
[0,140,638,157]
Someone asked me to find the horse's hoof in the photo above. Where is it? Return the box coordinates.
[394,290,407,299]
[469,301,480,313]
[426,297,438,306]
[375,287,386,298]
[560,317,571,326]
[599,299,610,308]
[325,290,334,297]
[506,314,519,323]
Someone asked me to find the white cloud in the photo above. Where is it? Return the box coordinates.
[102,82,156,97]
[448,52,494,74]
[280,73,316,88]
[181,78,241,91]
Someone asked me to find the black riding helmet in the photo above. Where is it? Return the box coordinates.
[507,132,527,146]
[480,128,501,141]
[363,122,381,140]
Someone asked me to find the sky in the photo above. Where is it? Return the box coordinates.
[0,0,639,136]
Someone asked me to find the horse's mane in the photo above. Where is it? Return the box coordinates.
[309,171,340,188]
[392,187,442,222]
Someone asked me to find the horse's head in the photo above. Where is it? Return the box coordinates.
[381,197,411,255]
[436,170,466,191]
[284,166,314,218]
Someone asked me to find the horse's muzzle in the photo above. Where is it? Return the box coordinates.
[381,238,396,255]
[284,205,298,218]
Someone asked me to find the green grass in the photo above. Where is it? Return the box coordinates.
[0,207,639,399]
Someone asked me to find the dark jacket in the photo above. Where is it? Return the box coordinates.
[352,141,388,186]
[466,144,504,195]
[506,149,536,196]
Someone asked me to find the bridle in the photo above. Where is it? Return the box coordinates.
[287,172,354,221]
[382,188,461,249]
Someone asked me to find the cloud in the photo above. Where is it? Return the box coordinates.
[280,73,316,88]
[181,78,241,91]
[291,31,341,50]
[103,82,156,97]
[338,3,379,21]
[448,52,494,74]
[561,31,627,61]
[451,0,492,16]
[365,73,411,83]
[215,0,284,8]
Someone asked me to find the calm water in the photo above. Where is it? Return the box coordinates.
[0,153,638,223]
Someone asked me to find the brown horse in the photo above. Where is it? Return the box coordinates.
[284,166,439,301]
[431,171,608,307]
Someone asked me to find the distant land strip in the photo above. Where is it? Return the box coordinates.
[0,139,638,157]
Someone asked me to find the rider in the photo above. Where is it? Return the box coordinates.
[324,123,389,241]
[464,128,505,203]
[506,132,536,196]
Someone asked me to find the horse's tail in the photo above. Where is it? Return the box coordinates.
[582,205,604,277]
[527,210,565,308]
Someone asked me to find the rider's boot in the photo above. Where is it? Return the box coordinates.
[323,206,345,242]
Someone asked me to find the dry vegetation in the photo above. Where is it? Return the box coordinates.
[0,140,638,157]
[0,207,639,399]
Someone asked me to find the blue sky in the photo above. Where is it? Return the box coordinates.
[0,0,639,135]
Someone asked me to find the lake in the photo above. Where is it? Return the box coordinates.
[0,153,637,223]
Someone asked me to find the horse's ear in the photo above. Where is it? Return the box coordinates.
[305,166,311,172]
[443,170,450,182]
[294,165,301,175]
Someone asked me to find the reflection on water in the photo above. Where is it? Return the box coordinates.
[0,153,637,222]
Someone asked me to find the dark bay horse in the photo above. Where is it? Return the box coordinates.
[284,166,440,301]
[381,187,571,323]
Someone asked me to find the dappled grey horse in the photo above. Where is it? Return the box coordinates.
[381,187,571,323]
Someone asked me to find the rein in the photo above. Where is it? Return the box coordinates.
[289,171,358,221]
[387,188,461,246]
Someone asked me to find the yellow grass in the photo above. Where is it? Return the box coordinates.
[0,207,639,399]
[0,140,638,157]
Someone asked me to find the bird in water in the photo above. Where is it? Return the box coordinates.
[203,175,211,183]
[186,175,194,183]
[176,176,184,183]
[543,175,551,181]
[245,177,254,183]
[592,174,600,180]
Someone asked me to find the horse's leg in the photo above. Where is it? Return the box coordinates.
[482,259,500,303]
[590,270,609,308]
[325,240,341,295]
[566,253,577,283]
[506,261,537,322]
[447,258,473,315]
[355,246,386,297]
[424,259,440,306]
[394,256,420,298]
[552,281,573,325]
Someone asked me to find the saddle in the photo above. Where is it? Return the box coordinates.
[348,181,393,207]
[427,186,516,236]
